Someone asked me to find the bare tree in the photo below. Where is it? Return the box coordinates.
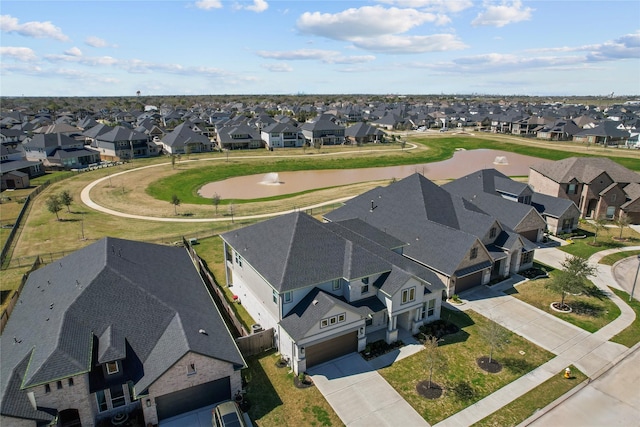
[615,214,631,240]
[479,316,509,364]
[591,215,608,244]
[229,203,235,223]
[171,154,176,169]
[423,335,444,389]
[46,195,62,221]
[212,193,221,215]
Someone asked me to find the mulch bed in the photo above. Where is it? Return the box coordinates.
[476,356,503,373]
[416,380,443,399]
[275,359,288,368]
[294,375,314,389]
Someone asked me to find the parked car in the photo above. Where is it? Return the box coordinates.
[212,401,247,427]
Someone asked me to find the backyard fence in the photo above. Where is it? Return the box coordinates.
[235,328,275,357]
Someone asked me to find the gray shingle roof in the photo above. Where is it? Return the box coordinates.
[1,238,244,421]
[530,157,640,184]
[530,192,578,218]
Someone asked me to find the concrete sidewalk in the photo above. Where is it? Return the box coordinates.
[434,246,637,427]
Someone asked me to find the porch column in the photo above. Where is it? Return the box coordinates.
[412,307,422,334]
[386,314,398,344]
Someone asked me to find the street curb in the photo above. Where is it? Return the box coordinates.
[517,342,640,427]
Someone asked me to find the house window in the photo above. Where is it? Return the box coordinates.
[611,194,616,202]
[567,183,577,194]
[562,218,574,230]
[57,381,63,390]
[321,313,346,328]
[187,363,196,375]
[283,291,292,303]
[68,378,74,387]
[427,299,435,317]
[521,251,534,264]
[110,385,125,409]
[470,247,478,259]
[106,361,119,375]
[96,390,108,412]
[402,287,416,304]
[365,317,373,326]
[234,252,243,267]
[45,384,51,393]
[361,277,369,285]
[606,206,615,219]
[332,279,341,291]
[361,284,369,294]
[272,290,278,304]
[490,227,497,238]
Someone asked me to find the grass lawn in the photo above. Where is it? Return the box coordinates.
[194,236,256,331]
[609,288,640,347]
[378,308,555,425]
[244,350,342,427]
[504,277,621,333]
[558,225,640,259]
[472,365,587,427]
[598,250,640,266]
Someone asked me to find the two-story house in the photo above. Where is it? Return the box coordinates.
[92,126,154,161]
[300,117,345,146]
[221,212,445,374]
[260,122,304,149]
[529,157,640,222]
[0,238,246,427]
[23,133,100,169]
[324,173,536,294]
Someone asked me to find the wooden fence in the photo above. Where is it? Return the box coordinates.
[235,328,275,357]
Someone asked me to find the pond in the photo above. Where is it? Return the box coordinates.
[198,149,549,199]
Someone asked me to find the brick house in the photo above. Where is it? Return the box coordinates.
[0,238,245,427]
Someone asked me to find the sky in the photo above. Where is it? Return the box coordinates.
[1,0,639,97]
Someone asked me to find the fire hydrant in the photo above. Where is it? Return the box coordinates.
[564,367,571,379]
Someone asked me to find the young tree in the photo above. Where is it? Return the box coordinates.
[212,193,221,215]
[545,255,597,309]
[615,214,631,240]
[423,335,444,389]
[171,154,176,169]
[185,144,192,159]
[229,203,235,223]
[591,215,608,244]
[46,195,62,221]
[479,316,509,364]
[59,190,73,213]
[171,194,181,215]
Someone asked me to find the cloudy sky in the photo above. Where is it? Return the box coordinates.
[1,0,639,97]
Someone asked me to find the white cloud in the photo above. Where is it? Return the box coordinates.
[0,15,69,41]
[194,0,223,10]
[256,49,375,64]
[238,0,269,13]
[472,1,533,27]
[0,46,37,61]
[297,6,447,41]
[85,36,117,48]
[262,63,293,72]
[64,47,83,57]
[527,31,640,61]
[377,0,473,13]
[352,33,467,54]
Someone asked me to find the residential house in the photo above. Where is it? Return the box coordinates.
[572,120,630,146]
[23,133,100,169]
[260,122,304,149]
[160,122,214,155]
[536,119,582,141]
[0,237,246,427]
[216,123,264,150]
[345,122,386,145]
[529,157,640,222]
[300,117,345,146]
[325,173,536,295]
[92,126,154,161]
[0,145,45,189]
[221,212,445,374]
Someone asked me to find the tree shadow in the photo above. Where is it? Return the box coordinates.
[570,301,604,317]
[501,357,537,375]
[1,290,11,305]
[583,285,610,300]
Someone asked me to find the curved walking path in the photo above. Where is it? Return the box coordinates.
[434,245,637,427]
[80,143,417,222]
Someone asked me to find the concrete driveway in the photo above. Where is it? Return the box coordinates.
[308,353,429,427]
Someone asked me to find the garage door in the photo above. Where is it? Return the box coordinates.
[155,376,230,421]
[455,270,483,293]
[306,331,358,368]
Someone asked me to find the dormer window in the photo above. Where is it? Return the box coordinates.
[106,361,119,375]
[470,247,478,260]
[361,277,369,285]
[489,227,497,239]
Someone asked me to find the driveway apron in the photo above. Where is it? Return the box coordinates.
[308,353,429,427]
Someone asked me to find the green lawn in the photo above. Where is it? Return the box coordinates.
[505,276,620,333]
[472,365,587,427]
[609,288,640,347]
[194,235,256,331]
[378,308,554,425]
[599,250,640,266]
[244,350,342,427]
[559,225,640,259]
